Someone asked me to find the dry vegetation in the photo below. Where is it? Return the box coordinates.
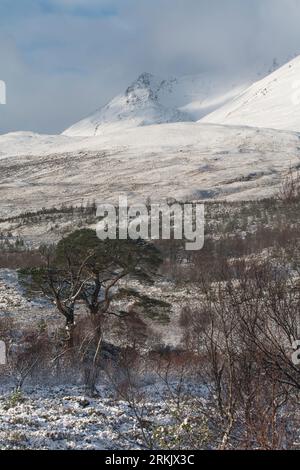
[0,186,300,450]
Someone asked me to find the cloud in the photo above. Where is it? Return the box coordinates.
[41,0,118,17]
[0,0,300,134]
[48,0,117,7]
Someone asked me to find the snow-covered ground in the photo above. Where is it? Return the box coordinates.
[0,270,31,313]
[0,384,183,450]
[0,269,61,325]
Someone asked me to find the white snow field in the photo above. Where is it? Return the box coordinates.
[201,55,300,132]
[0,122,300,218]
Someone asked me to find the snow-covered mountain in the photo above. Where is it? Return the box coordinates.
[63,72,249,136]
[2,57,300,216]
[63,73,193,137]
[201,55,300,132]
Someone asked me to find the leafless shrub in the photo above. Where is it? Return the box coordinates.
[179,259,300,449]
[7,326,52,390]
[104,349,156,449]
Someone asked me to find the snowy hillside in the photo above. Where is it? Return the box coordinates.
[201,55,300,132]
[63,72,248,136]
[1,122,300,217]
[157,73,249,121]
[0,131,75,159]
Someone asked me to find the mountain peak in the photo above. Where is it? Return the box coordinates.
[63,72,191,136]
[62,70,249,137]
[125,72,162,104]
[124,72,173,105]
[129,72,157,88]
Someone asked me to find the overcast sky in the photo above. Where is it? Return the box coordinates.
[0,0,300,135]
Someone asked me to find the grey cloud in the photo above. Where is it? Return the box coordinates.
[0,0,300,134]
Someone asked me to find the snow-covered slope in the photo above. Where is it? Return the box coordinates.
[0,132,75,159]
[154,73,249,121]
[201,56,300,132]
[63,72,249,136]
[1,122,300,217]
